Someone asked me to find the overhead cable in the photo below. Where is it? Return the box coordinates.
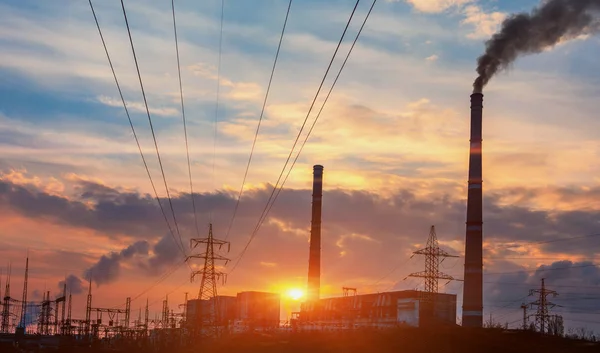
[120,0,186,256]
[224,0,293,241]
[230,0,378,272]
[210,0,225,222]
[88,0,184,258]
[171,0,201,240]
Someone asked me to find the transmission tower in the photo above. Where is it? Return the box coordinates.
[408,225,458,324]
[529,278,561,335]
[187,223,230,338]
[1,263,11,333]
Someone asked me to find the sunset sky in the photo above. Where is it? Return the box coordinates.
[1,0,600,330]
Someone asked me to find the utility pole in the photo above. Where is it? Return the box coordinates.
[144,298,149,336]
[408,226,458,326]
[18,256,29,333]
[187,223,230,338]
[67,291,72,336]
[342,287,357,328]
[180,292,188,326]
[125,297,131,329]
[520,303,528,330]
[85,275,92,338]
[60,280,67,335]
[162,296,169,328]
[529,278,559,335]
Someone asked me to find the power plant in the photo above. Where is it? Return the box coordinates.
[0,95,588,348]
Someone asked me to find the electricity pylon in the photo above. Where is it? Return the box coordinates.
[187,223,229,338]
[409,225,458,324]
[529,278,561,335]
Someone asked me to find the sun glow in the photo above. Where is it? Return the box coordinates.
[287,288,304,301]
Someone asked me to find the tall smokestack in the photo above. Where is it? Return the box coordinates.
[462,93,484,328]
[307,165,324,302]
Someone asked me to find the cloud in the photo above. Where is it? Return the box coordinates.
[425,54,439,62]
[97,96,180,117]
[2,171,599,292]
[461,5,506,39]
[401,0,473,13]
[484,261,600,329]
[397,0,506,39]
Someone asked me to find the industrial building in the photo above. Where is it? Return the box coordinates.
[298,290,456,329]
[185,295,237,327]
[236,291,281,329]
[185,291,280,331]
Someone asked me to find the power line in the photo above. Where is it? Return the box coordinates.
[210,0,225,222]
[171,0,201,240]
[531,232,600,245]
[88,0,180,257]
[455,232,600,259]
[111,259,187,308]
[224,0,293,241]
[119,0,186,257]
[486,263,597,276]
[488,294,531,315]
[485,280,600,291]
[444,263,598,280]
[266,0,378,234]
[146,277,190,307]
[229,0,365,273]
[371,254,414,287]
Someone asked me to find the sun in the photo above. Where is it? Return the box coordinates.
[287,288,304,301]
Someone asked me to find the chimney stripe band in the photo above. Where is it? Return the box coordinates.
[465,268,482,274]
[467,225,482,231]
[463,310,483,316]
[468,184,482,189]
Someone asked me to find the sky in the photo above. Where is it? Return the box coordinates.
[1,0,600,332]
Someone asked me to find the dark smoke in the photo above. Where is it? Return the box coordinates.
[474,0,600,92]
[83,240,149,285]
[58,274,84,295]
[145,234,181,275]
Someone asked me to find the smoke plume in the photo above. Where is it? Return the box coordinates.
[474,0,600,93]
[83,240,149,285]
[58,274,84,295]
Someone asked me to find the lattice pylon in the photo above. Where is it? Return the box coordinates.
[187,223,230,338]
[409,226,458,323]
[529,278,560,335]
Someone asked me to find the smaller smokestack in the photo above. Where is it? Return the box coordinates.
[307,165,324,302]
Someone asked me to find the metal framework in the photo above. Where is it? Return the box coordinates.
[529,278,562,335]
[409,226,458,294]
[409,226,458,323]
[18,257,29,331]
[1,264,11,333]
[187,223,230,338]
